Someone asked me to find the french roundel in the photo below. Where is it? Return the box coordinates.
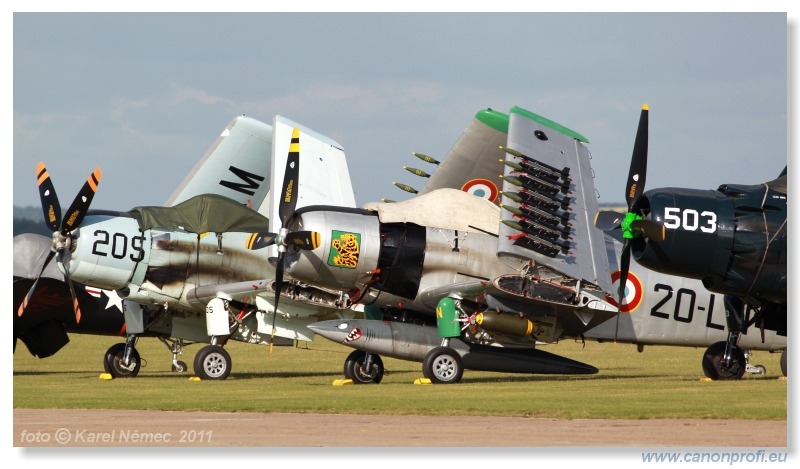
[606,270,643,313]
[461,179,498,202]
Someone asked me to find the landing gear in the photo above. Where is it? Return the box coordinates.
[702,341,746,380]
[744,350,766,376]
[702,296,778,381]
[343,350,384,384]
[172,360,188,373]
[423,346,464,384]
[193,345,232,380]
[159,337,190,373]
[104,341,141,378]
[423,297,466,384]
[780,349,787,377]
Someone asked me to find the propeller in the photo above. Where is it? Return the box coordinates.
[594,104,663,306]
[18,163,102,323]
[245,128,321,352]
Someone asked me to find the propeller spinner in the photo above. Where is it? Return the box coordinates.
[18,163,102,323]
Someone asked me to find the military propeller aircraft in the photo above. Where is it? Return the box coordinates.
[593,104,787,380]
[260,106,622,384]
[294,106,786,383]
[14,114,360,379]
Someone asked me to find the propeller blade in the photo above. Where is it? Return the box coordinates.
[269,252,286,354]
[17,250,57,317]
[594,210,624,231]
[36,162,62,231]
[630,219,665,242]
[618,239,632,308]
[267,128,307,354]
[283,231,321,250]
[58,252,83,324]
[246,231,278,250]
[278,128,301,227]
[624,104,649,210]
[60,167,102,233]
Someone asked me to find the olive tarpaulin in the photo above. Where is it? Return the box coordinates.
[129,194,271,234]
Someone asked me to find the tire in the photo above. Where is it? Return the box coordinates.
[780,349,787,377]
[423,346,464,384]
[343,350,384,384]
[193,345,232,380]
[103,343,141,378]
[172,360,188,373]
[702,341,746,380]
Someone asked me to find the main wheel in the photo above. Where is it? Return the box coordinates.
[423,346,464,384]
[343,350,384,384]
[103,343,141,378]
[193,345,232,380]
[702,341,746,380]
[780,349,787,377]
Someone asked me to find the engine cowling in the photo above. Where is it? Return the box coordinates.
[285,207,383,292]
[63,212,146,291]
[285,206,429,301]
[632,183,787,302]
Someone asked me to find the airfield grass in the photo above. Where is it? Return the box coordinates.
[13,333,787,420]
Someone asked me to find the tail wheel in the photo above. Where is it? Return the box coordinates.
[193,345,232,380]
[423,346,464,384]
[104,343,141,378]
[172,360,188,373]
[702,341,746,380]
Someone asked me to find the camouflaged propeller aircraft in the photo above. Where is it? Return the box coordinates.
[14,115,360,380]
[592,105,787,381]
[291,105,786,383]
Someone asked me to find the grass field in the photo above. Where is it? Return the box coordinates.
[13,333,787,420]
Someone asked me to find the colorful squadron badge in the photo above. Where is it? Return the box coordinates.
[327,231,361,269]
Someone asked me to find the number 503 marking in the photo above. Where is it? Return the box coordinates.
[663,207,717,233]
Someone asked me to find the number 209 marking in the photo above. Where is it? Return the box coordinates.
[91,230,145,262]
[663,207,717,233]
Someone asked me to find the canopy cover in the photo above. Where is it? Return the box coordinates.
[130,194,270,234]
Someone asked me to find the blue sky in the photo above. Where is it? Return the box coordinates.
[10,9,789,214]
